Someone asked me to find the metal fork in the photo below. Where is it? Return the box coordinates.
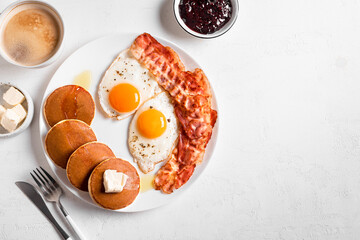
[31,167,86,240]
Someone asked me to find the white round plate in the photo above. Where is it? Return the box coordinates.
[39,33,219,212]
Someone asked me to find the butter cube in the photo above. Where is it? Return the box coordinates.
[0,105,5,119]
[1,109,20,132]
[3,87,25,106]
[103,170,128,193]
[10,104,27,122]
[0,104,27,132]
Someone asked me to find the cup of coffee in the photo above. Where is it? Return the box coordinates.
[0,1,64,68]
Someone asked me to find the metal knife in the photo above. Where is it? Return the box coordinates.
[16,181,73,240]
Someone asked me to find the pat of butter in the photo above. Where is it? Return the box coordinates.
[0,104,27,132]
[103,170,129,193]
[3,87,25,106]
[11,104,27,122]
[1,109,20,132]
[0,105,6,119]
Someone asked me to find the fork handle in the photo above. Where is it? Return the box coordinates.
[57,202,86,240]
[65,215,86,240]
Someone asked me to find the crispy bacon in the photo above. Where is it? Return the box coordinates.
[130,33,217,193]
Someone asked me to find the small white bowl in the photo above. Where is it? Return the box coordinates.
[173,0,239,39]
[0,83,34,138]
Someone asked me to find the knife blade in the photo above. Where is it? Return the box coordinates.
[16,181,73,240]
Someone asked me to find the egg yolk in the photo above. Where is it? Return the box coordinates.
[109,83,140,113]
[137,109,167,139]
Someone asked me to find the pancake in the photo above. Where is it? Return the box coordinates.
[44,85,95,127]
[45,119,97,169]
[66,142,115,191]
[88,158,140,210]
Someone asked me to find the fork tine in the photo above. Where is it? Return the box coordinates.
[36,168,56,191]
[30,172,50,195]
[33,170,45,185]
[40,167,58,186]
[33,170,52,193]
[36,168,49,184]
[30,172,42,188]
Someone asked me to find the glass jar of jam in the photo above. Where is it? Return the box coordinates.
[179,0,232,35]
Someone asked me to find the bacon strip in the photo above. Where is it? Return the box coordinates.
[130,33,217,193]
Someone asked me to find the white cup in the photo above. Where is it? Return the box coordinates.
[0,1,64,68]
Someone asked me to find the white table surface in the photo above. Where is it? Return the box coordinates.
[1,0,360,239]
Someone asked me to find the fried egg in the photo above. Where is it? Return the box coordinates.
[98,49,162,120]
[128,92,179,173]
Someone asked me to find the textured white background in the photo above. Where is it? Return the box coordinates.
[1,0,360,239]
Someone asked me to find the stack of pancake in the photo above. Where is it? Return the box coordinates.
[43,85,140,210]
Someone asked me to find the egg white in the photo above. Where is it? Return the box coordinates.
[98,49,162,120]
[128,92,179,174]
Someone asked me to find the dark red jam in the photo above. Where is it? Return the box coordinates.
[179,0,232,34]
